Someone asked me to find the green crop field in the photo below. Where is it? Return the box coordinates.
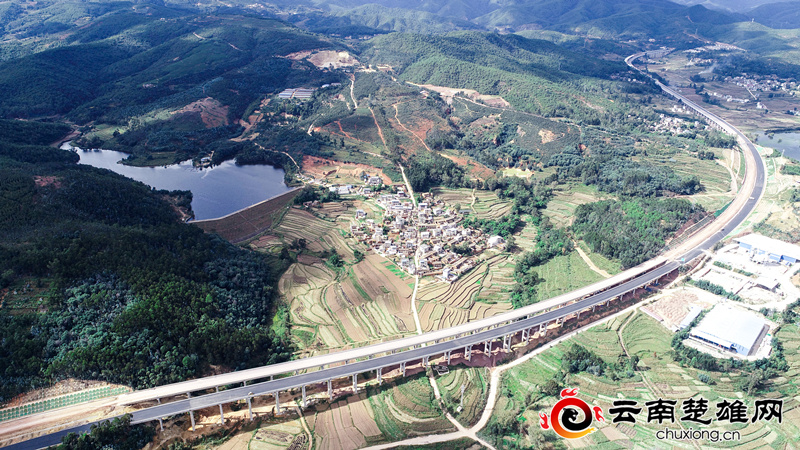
[531,251,606,301]
[435,366,489,427]
[367,375,455,441]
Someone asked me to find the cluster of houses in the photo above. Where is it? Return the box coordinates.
[725,75,796,94]
[327,174,385,196]
[652,113,702,135]
[349,190,505,281]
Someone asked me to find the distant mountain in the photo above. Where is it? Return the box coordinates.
[746,1,800,28]
[669,0,783,12]
[299,0,747,41]
[472,0,740,37]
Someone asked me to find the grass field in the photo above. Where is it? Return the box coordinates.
[492,307,800,448]
[532,251,606,301]
[577,241,622,276]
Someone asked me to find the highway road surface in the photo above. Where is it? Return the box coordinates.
[3,53,766,450]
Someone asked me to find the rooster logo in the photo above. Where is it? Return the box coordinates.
[539,388,604,439]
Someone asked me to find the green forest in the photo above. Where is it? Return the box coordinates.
[572,198,705,268]
[0,121,293,403]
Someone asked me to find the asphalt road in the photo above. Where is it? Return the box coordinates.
[3,53,766,450]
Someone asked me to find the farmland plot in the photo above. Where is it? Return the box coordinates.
[366,375,455,442]
[431,188,512,220]
[280,253,415,352]
[274,208,355,260]
[312,394,382,450]
[417,254,513,331]
[435,366,489,427]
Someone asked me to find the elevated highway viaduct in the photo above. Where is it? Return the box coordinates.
[4,53,766,450]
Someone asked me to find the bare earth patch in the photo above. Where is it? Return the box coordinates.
[286,50,359,69]
[538,129,557,144]
[174,97,229,128]
[417,84,510,107]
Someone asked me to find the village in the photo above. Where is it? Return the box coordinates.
[297,173,504,282]
[347,181,505,282]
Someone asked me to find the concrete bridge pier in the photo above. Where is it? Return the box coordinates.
[484,340,491,355]
[187,392,196,432]
[328,379,333,399]
[302,386,307,408]
[156,398,163,431]
[503,334,511,352]
[465,344,473,361]
[401,362,407,377]
[377,367,383,385]
[522,328,530,342]
[422,356,429,367]
[274,392,281,415]
[445,351,452,365]
[216,387,225,425]
[247,396,253,421]
[352,373,358,393]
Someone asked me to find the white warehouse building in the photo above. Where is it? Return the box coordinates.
[689,305,768,356]
[734,233,800,265]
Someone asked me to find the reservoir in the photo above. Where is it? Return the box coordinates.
[754,131,800,161]
[66,145,291,221]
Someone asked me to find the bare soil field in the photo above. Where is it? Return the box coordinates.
[286,50,359,69]
[173,97,229,128]
[417,84,510,108]
[301,156,392,185]
[641,287,719,330]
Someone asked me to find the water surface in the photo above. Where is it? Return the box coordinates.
[67,145,290,220]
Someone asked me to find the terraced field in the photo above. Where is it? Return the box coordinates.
[431,188,512,220]
[312,394,383,450]
[648,148,736,212]
[496,308,800,448]
[274,208,356,260]
[416,254,513,331]
[542,182,608,228]
[280,253,415,352]
[366,375,455,442]
[435,366,489,427]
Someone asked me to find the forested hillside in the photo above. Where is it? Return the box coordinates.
[0,2,344,165]
[0,121,293,403]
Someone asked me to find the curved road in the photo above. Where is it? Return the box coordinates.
[4,54,766,450]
